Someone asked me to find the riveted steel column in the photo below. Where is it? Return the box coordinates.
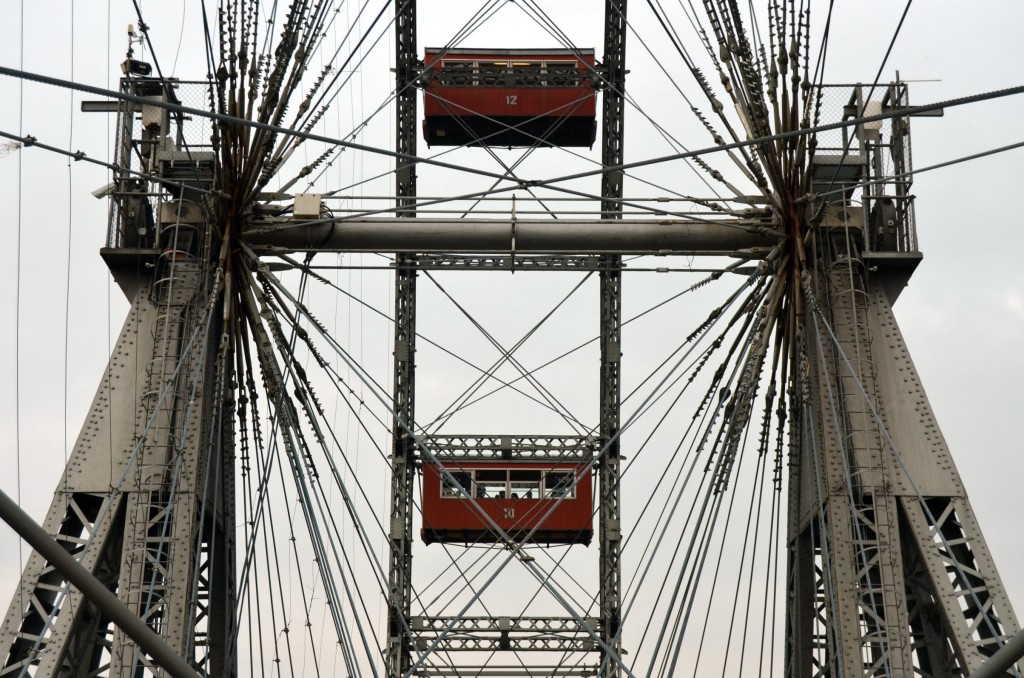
[599,2,626,675]
[786,233,1023,676]
[385,1,418,676]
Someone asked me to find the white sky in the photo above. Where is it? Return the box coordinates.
[0,0,1022,672]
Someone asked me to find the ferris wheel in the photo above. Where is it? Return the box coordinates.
[1,2,1023,678]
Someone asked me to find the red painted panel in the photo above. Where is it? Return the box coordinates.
[423,85,595,120]
[421,462,594,545]
[421,49,598,126]
[423,49,596,65]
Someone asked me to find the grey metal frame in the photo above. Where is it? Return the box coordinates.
[381,2,632,674]
[598,2,627,675]
[785,227,1022,677]
[384,0,420,675]
[0,255,231,678]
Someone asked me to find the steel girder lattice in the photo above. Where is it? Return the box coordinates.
[385,0,420,675]
[784,230,1023,677]
[598,2,627,676]
[0,253,233,677]
[384,2,630,676]
[411,617,603,653]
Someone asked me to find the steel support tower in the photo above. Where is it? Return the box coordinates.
[0,134,234,675]
[783,83,1022,677]
[785,234,1023,677]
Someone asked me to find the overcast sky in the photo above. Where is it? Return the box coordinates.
[0,0,1022,670]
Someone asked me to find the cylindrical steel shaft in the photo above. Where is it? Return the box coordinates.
[246,218,777,255]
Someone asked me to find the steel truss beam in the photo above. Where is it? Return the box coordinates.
[411,616,601,653]
[415,665,598,677]
[0,488,200,678]
[395,254,613,271]
[421,435,599,461]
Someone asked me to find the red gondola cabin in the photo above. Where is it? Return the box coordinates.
[421,48,598,148]
[421,463,593,546]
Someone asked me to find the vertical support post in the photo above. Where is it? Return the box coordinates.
[107,258,215,677]
[386,267,416,678]
[599,2,626,675]
[386,2,417,676]
[394,0,418,215]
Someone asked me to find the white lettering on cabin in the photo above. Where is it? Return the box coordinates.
[506,95,517,105]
